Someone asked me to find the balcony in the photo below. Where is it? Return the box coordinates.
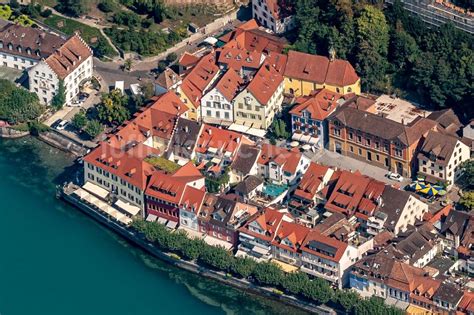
[300,265,338,282]
[301,255,337,271]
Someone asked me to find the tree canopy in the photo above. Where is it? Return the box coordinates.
[97,89,130,126]
[0,79,44,125]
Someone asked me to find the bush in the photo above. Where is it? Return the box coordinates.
[28,121,49,136]
[40,9,53,18]
[166,52,178,63]
[98,0,116,13]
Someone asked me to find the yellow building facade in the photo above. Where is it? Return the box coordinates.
[284,77,361,97]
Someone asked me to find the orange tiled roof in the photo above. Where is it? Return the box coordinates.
[195,124,245,156]
[148,91,188,116]
[145,162,204,205]
[84,142,155,190]
[258,143,302,175]
[213,68,244,101]
[179,51,200,67]
[301,230,348,263]
[247,63,283,105]
[289,89,344,121]
[273,220,310,252]
[239,208,285,242]
[180,53,220,107]
[45,34,92,80]
[294,162,330,201]
[284,50,359,87]
[179,186,207,214]
[217,46,263,71]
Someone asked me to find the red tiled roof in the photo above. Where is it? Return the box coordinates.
[145,162,204,205]
[273,221,310,252]
[84,142,155,190]
[324,170,384,216]
[257,143,302,174]
[239,208,284,242]
[179,51,200,67]
[195,124,244,156]
[217,46,263,71]
[284,50,359,87]
[148,91,188,116]
[294,162,330,201]
[247,63,283,105]
[289,89,343,121]
[213,68,244,101]
[301,230,348,263]
[458,291,474,313]
[179,186,207,214]
[45,34,92,80]
[180,53,220,107]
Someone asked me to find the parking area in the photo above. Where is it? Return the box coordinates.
[309,149,412,187]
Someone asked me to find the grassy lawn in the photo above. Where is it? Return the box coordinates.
[145,156,181,173]
[43,14,117,58]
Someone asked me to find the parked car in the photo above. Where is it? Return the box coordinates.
[56,120,69,131]
[68,100,82,107]
[387,172,403,182]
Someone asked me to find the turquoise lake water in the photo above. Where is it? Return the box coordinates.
[0,137,307,315]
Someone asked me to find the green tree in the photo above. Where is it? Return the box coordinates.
[93,37,115,59]
[166,52,177,63]
[98,0,116,12]
[198,245,233,271]
[301,278,333,304]
[56,0,86,17]
[0,79,44,124]
[51,80,66,110]
[389,22,419,71]
[461,160,474,188]
[282,271,310,296]
[0,4,12,20]
[231,257,257,279]
[180,238,206,261]
[252,261,284,287]
[334,290,360,313]
[354,6,389,92]
[97,89,130,125]
[84,120,104,139]
[71,111,88,130]
[124,58,133,72]
[459,191,474,210]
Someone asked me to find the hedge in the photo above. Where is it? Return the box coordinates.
[131,219,404,314]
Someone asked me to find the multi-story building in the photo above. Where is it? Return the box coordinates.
[300,230,362,289]
[288,162,334,226]
[284,50,361,97]
[252,0,295,34]
[178,186,207,232]
[290,89,345,148]
[238,208,285,260]
[198,195,259,247]
[229,143,261,183]
[178,53,220,120]
[384,0,474,34]
[145,162,205,225]
[28,34,93,105]
[216,46,264,75]
[233,63,284,130]
[83,142,156,212]
[256,143,310,186]
[200,69,243,125]
[166,118,202,165]
[0,23,65,71]
[417,130,470,188]
[272,221,309,266]
[327,105,436,177]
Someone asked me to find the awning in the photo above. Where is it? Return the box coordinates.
[252,245,270,256]
[83,182,109,199]
[203,235,233,250]
[73,188,89,199]
[118,216,133,226]
[146,214,157,222]
[228,123,266,138]
[114,199,140,216]
[166,220,178,229]
[203,37,218,46]
[157,217,167,225]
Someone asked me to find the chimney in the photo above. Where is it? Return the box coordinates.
[208,128,212,136]
[329,47,336,62]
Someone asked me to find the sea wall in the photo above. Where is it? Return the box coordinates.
[61,191,337,315]
[0,127,29,139]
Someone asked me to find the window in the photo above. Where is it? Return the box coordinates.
[333,129,340,136]
[350,146,354,153]
[357,135,362,143]
[348,132,353,140]
[358,148,362,155]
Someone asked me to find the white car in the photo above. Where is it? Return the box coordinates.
[387,172,403,182]
[68,100,82,107]
[56,120,69,131]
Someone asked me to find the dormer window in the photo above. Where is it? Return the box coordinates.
[17,46,22,53]
[26,48,31,55]
[0,41,3,49]
[8,43,12,50]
